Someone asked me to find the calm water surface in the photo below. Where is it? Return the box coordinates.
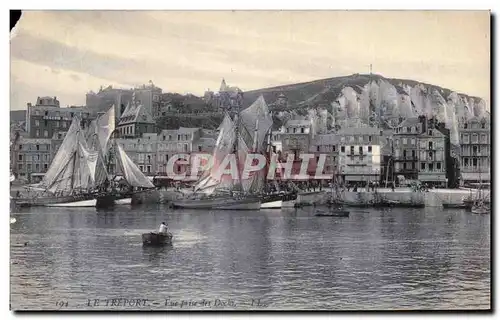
[10,206,490,310]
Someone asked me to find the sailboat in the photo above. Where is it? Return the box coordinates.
[15,116,109,207]
[471,157,490,214]
[88,104,156,206]
[171,96,267,210]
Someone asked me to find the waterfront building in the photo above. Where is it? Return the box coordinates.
[116,99,156,139]
[309,133,340,178]
[25,96,93,138]
[12,137,52,183]
[393,118,421,181]
[458,115,491,184]
[337,126,382,184]
[156,127,203,177]
[116,133,158,176]
[393,116,452,187]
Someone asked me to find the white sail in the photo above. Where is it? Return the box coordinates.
[116,144,154,188]
[240,95,273,152]
[194,114,237,193]
[41,118,81,191]
[96,105,116,155]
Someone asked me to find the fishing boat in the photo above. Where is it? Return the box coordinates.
[315,208,350,217]
[142,232,173,246]
[324,169,350,217]
[172,95,270,210]
[14,114,112,208]
[470,159,490,214]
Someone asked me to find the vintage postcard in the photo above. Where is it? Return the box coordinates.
[9,10,491,311]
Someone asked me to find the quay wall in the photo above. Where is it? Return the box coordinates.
[132,188,489,207]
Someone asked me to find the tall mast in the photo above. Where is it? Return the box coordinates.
[233,92,243,193]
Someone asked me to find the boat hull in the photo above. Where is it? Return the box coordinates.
[261,200,282,209]
[46,199,97,207]
[142,232,173,246]
[315,210,350,217]
[172,196,261,210]
[115,197,132,205]
[260,192,298,209]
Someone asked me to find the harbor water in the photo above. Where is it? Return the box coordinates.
[10,206,490,310]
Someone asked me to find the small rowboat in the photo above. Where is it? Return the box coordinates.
[315,209,350,217]
[142,232,173,246]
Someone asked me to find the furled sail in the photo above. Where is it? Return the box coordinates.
[116,144,154,188]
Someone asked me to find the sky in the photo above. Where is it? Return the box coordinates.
[10,10,490,110]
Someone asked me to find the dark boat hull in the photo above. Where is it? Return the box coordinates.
[315,210,350,217]
[443,203,468,209]
[142,232,173,246]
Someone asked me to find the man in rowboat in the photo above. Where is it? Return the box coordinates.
[158,222,168,234]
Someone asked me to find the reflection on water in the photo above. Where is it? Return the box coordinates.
[10,205,490,310]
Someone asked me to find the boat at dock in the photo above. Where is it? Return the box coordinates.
[142,232,173,246]
[172,95,273,211]
[13,114,112,208]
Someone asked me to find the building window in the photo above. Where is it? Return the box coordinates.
[316,146,320,152]
[437,162,441,170]
[406,127,410,133]
[44,130,48,137]
[403,163,407,170]
[198,146,202,152]
[18,164,23,170]
[147,155,151,163]
[44,164,48,170]
[402,138,407,145]
[184,144,188,152]
[301,128,304,133]
[341,146,345,153]
[429,151,433,160]
[412,162,415,170]
[36,144,40,151]
[411,139,415,145]
[463,134,470,144]
[35,120,40,127]
[464,123,468,129]
[293,128,297,133]
[421,163,425,170]
[395,139,399,146]
[368,146,372,152]
[428,141,433,149]
[177,135,181,140]
[44,111,48,116]
[412,150,416,158]
[481,122,485,129]
[147,165,151,173]
[428,130,432,136]
[464,158,469,166]
[35,163,40,171]
[332,146,336,152]
[350,146,354,154]
[472,134,478,144]
[403,150,407,158]
[359,146,363,154]
[139,165,144,172]
[472,158,477,167]
[36,130,40,137]
[18,144,22,150]
[368,136,372,142]
[429,163,434,171]
[27,164,32,172]
[18,154,23,161]
[481,134,487,144]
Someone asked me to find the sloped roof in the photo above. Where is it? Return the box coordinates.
[118,102,154,125]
